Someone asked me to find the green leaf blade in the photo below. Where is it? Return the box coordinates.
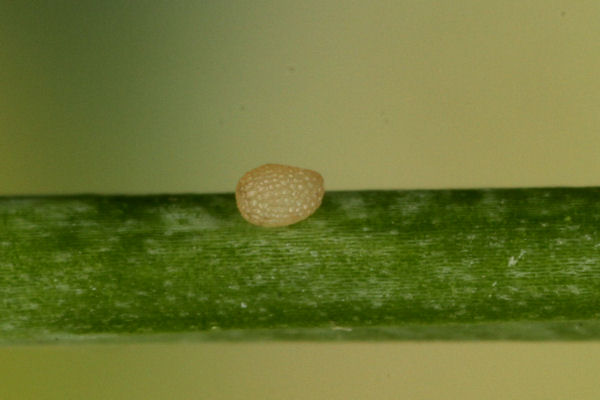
[1,188,600,343]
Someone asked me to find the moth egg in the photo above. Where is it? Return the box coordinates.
[235,163,325,227]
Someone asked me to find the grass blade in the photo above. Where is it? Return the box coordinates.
[1,188,599,343]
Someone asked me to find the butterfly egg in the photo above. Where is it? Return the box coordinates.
[236,164,325,227]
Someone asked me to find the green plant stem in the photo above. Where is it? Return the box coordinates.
[1,188,600,343]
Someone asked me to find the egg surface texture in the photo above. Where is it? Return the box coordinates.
[236,164,325,227]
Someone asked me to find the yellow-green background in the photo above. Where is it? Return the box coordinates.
[1,1,599,398]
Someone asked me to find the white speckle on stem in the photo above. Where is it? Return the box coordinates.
[508,250,527,267]
[567,285,581,295]
[331,325,352,332]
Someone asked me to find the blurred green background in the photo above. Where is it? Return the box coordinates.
[2,1,600,399]
[2,0,599,195]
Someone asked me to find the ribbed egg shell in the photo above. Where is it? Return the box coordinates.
[235,164,325,227]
